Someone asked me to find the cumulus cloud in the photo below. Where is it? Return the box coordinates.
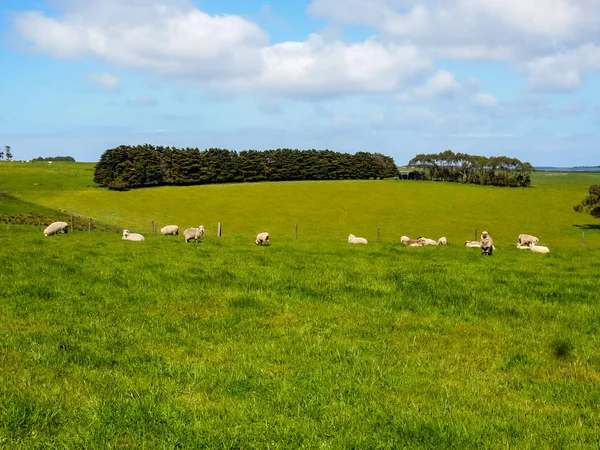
[474,93,498,108]
[308,0,600,92]
[413,70,460,99]
[83,72,120,92]
[12,0,433,98]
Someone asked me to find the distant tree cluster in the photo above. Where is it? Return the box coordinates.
[33,156,76,162]
[573,185,600,219]
[0,145,12,161]
[93,145,399,190]
[408,150,535,187]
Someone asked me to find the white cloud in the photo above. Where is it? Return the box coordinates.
[12,1,433,98]
[308,0,600,92]
[13,1,268,80]
[474,93,498,107]
[526,44,600,91]
[83,72,120,92]
[256,35,432,97]
[413,70,460,99]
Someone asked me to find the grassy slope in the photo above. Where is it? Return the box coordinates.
[2,161,600,248]
[1,161,600,447]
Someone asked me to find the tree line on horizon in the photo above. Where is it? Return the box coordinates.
[408,150,535,187]
[93,145,400,190]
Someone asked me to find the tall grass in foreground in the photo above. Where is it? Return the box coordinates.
[1,227,600,448]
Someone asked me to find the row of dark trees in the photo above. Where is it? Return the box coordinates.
[408,150,535,187]
[93,145,399,190]
[33,156,76,162]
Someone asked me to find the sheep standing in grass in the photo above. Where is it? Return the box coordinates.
[348,234,368,244]
[184,225,204,243]
[480,231,494,255]
[161,225,179,236]
[256,232,270,246]
[122,229,145,241]
[43,221,69,236]
[437,237,448,245]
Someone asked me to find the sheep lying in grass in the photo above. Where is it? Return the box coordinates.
[417,237,438,246]
[465,240,481,248]
[160,225,179,236]
[44,221,69,236]
[529,244,550,253]
[518,234,539,246]
[348,234,368,244]
[184,225,204,243]
[401,236,425,247]
[516,244,531,249]
[437,237,448,245]
[256,232,270,246]
[122,229,145,241]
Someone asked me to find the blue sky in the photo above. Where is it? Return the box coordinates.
[1,0,599,165]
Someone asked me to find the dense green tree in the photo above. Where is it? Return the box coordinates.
[574,185,600,219]
[408,150,533,187]
[93,145,399,189]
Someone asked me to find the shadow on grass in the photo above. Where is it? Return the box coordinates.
[573,224,600,231]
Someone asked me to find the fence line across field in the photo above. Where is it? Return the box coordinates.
[140,221,588,248]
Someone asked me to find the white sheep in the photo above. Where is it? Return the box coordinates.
[184,225,204,243]
[417,237,438,246]
[43,221,69,236]
[529,244,550,254]
[465,240,482,248]
[518,234,539,246]
[401,236,424,247]
[516,244,531,249]
[256,232,270,246]
[348,234,368,244]
[160,225,179,236]
[437,237,448,245]
[122,229,145,241]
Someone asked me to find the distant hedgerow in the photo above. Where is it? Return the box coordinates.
[93,145,399,190]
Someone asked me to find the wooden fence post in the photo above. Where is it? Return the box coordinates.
[474,229,477,241]
[378,226,381,243]
[295,224,299,240]
[88,222,91,233]
[152,220,155,235]
[71,214,74,232]
[218,222,222,237]
[582,231,585,249]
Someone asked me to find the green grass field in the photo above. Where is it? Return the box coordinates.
[1,161,600,448]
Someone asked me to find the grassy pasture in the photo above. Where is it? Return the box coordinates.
[2,161,600,248]
[1,161,600,448]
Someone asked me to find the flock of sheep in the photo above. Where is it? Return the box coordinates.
[121,224,270,246]
[348,231,550,254]
[43,221,548,253]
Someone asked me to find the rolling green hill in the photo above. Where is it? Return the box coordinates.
[1,161,600,447]
[2,161,599,248]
